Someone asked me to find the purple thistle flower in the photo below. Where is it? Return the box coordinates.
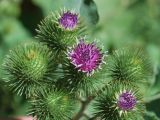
[68,40,103,74]
[117,91,137,111]
[59,11,78,30]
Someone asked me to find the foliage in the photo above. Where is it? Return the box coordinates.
[2,7,152,120]
[0,0,160,119]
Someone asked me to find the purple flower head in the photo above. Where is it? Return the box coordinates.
[117,91,137,111]
[68,39,103,74]
[59,11,78,30]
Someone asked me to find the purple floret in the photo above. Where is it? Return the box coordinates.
[69,40,103,74]
[117,91,137,111]
[59,11,78,30]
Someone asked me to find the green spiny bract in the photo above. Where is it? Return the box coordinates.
[92,84,145,120]
[55,39,109,97]
[3,42,57,98]
[56,55,109,97]
[29,90,76,120]
[36,10,86,60]
[106,48,151,85]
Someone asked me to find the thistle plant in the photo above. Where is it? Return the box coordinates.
[92,84,145,120]
[36,10,86,59]
[3,9,151,120]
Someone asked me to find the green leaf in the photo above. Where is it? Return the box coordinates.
[33,0,82,15]
[80,0,99,26]
[146,98,160,118]
[144,111,160,120]
[153,66,160,93]
[0,18,31,77]
[33,0,99,27]
[0,0,21,17]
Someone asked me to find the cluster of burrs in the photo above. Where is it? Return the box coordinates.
[3,9,151,120]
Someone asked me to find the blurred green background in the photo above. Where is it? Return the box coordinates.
[0,0,160,119]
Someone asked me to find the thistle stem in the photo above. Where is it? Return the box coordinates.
[72,96,94,120]
[83,113,90,119]
[144,93,160,103]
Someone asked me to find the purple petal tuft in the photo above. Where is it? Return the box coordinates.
[59,11,78,30]
[69,40,103,73]
[117,91,137,111]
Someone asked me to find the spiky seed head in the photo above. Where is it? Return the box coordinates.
[3,42,57,97]
[68,39,103,74]
[57,59,109,97]
[106,48,152,85]
[29,90,76,120]
[59,11,78,30]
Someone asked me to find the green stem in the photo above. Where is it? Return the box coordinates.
[72,96,94,120]
[144,93,160,103]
